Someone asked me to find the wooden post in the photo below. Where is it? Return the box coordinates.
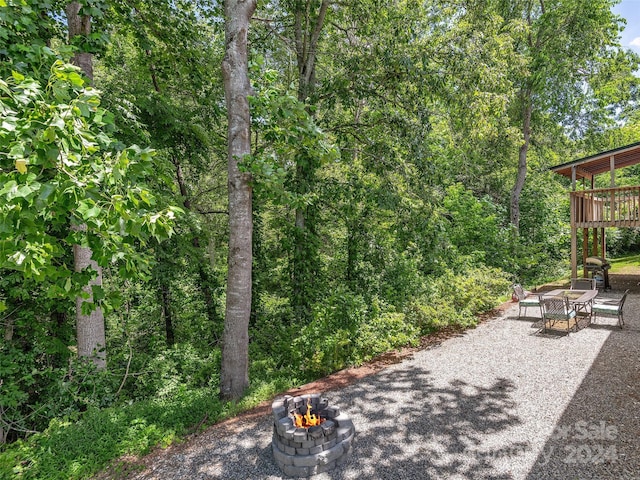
[610,155,616,224]
[569,167,578,279]
[592,228,598,258]
[582,229,589,278]
[600,227,606,260]
[610,155,615,187]
[571,227,578,279]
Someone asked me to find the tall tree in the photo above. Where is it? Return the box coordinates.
[496,0,625,231]
[66,0,106,368]
[285,0,331,318]
[220,0,256,401]
[102,0,228,345]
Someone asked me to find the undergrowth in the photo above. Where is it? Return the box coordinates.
[0,268,511,479]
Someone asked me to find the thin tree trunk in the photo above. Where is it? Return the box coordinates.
[3,318,14,342]
[146,49,161,93]
[294,0,330,103]
[173,157,221,342]
[510,94,532,232]
[67,1,106,369]
[160,281,174,346]
[220,0,256,401]
[0,404,6,444]
[291,0,330,320]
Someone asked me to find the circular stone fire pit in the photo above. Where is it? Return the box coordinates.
[271,393,355,477]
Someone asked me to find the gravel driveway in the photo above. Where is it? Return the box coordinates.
[117,280,640,480]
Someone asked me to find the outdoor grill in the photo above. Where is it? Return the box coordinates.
[585,256,611,290]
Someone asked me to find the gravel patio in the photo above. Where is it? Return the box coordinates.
[111,275,640,480]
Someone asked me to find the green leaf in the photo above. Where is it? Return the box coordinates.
[15,184,35,198]
[91,285,105,302]
[46,146,60,161]
[8,251,26,266]
[77,101,91,117]
[50,116,65,130]
[9,143,25,159]
[39,127,53,143]
[1,116,17,132]
[84,205,101,219]
[67,72,84,87]
[37,183,56,203]
[0,180,17,196]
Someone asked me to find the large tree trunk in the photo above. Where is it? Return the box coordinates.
[66,2,93,80]
[67,1,106,369]
[219,0,256,401]
[74,238,106,368]
[510,94,532,232]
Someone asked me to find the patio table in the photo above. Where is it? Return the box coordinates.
[540,288,599,325]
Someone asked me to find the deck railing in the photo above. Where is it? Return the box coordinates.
[570,186,640,228]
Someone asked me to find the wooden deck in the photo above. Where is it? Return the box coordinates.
[570,185,640,228]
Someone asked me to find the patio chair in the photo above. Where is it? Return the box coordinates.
[591,289,628,329]
[570,277,597,290]
[512,284,540,319]
[540,296,577,333]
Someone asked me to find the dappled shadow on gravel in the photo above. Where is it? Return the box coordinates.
[121,368,522,480]
[148,368,523,480]
[526,282,640,480]
[324,368,521,480]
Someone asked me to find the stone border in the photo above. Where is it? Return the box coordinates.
[271,394,355,477]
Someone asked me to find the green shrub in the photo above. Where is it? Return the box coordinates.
[405,300,467,334]
[407,266,511,334]
[355,311,420,362]
[291,286,368,377]
[1,387,226,480]
[290,293,422,376]
[129,344,220,399]
[249,294,299,370]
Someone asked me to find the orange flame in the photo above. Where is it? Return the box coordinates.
[292,398,325,428]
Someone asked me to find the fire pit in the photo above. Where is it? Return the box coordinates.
[271,393,355,477]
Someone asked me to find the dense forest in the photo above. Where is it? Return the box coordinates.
[1,0,639,477]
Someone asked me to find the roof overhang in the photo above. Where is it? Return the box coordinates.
[550,141,640,180]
